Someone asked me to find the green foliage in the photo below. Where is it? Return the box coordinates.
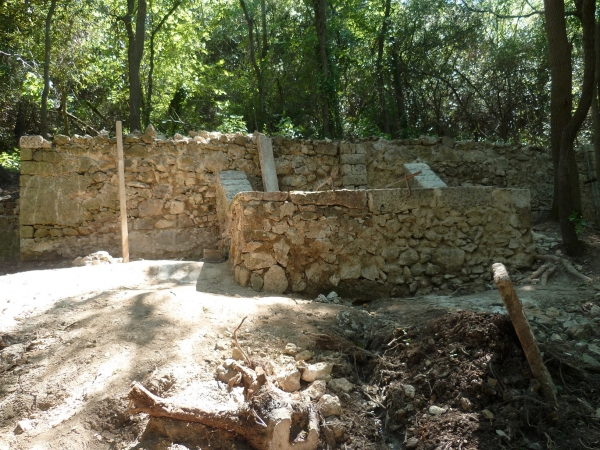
[569,212,587,235]
[0,149,21,173]
[273,115,302,139]
[0,0,571,147]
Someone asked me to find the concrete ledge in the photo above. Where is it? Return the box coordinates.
[289,190,367,209]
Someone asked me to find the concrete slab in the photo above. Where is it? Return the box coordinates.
[257,134,279,192]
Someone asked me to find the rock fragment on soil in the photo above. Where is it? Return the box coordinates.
[284,343,299,356]
[406,437,419,449]
[72,251,122,266]
[403,384,416,399]
[294,350,313,361]
[303,380,326,400]
[318,394,342,417]
[460,397,472,411]
[582,354,600,368]
[428,405,447,415]
[301,362,333,382]
[276,368,301,392]
[328,377,354,393]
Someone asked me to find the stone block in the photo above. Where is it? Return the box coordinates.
[138,199,164,217]
[403,162,447,188]
[19,135,44,149]
[263,265,288,294]
[20,161,54,176]
[340,153,366,165]
[53,135,70,145]
[20,174,88,226]
[20,148,33,161]
[20,226,34,238]
[342,174,368,186]
[242,252,276,270]
[289,190,367,209]
[315,142,338,156]
[341,164,367,176]
[257,134,279,192]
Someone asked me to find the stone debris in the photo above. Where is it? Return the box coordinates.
[428,405,447,415]
[403,384,416,399]
[328,377,354,393]
[294,350,313,361]
[317,394,343,417]
[72,251,122,267]
[303,380,327,400]
[300,362,333,382]
[284,343,299,356]
[14,419,34,434]
[276,368,301,392]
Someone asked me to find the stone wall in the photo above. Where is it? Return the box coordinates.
[272,136,593,221]
[0,194,19,261]
[18,132,264,260]
[18,131,592,261]
[226,188,534,297]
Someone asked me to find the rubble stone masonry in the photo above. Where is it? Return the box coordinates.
[16,132,589,265]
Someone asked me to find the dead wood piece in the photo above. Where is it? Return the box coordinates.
[233,316,253,368]
[307,332,373,361]
[529,263,551,280]
[537,255,592,283]
[540,265,557,286]
[492,263,557,404]
[128,380,319,450]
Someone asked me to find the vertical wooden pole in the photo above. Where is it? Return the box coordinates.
[116,121,130,262]
[492,263,557,404]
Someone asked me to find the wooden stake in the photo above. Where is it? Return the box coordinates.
[116,121,129,262]
[492,263,557,404]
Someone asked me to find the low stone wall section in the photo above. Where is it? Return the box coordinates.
[227,187,535,297]
[0,195,19,261]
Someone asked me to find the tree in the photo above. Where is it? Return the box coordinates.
[40,0,57,138]
[544,0,596,255]
[376,0,392,135]
[144,0,184,128]
[119,0,147,132]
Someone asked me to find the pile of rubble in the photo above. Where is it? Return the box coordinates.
[72,251,122,267]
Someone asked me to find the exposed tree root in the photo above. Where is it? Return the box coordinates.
[537,255,592,283]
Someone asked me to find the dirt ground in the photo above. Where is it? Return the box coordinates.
[1,223,600,450]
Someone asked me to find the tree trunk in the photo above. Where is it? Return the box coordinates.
[390,38,408,137]
[240,0,265,132]
[376,0,392,135]
[313,0,330,137]
[557,0,596,255]
[60,88,69,136]
[40,0,57,139]
[124,0,147,133]
[594,19,600,225]
[145,0,183,128]
[545,0,573,219]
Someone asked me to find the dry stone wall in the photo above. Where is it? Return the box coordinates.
[0,194,19,261]
[18,131,589,262]
[227,188,534,297]
[18,132,264,260]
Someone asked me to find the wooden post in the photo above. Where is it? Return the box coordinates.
[492,263,557,404]
[116,121,129,262]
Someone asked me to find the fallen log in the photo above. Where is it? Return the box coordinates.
[492,263,557,404]
[128,370,319,450]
